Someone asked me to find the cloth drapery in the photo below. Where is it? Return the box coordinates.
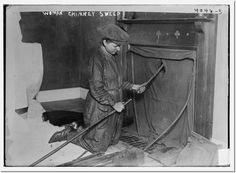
[129,46,196,147]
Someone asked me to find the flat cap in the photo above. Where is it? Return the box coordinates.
[97,24,129,43]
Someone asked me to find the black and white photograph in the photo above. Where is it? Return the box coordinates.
[3,2,234,171]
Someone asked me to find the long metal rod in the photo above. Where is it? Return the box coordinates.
[142,63,165,87]
[58,152,103,167]
[30,62,165,166]
[30,99,132,167]
[77,150,88,159]
[131,54,140,135]
[144,75,193,152]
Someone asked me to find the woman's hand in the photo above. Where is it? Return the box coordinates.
[137,85,146,94]
[132,84,146,94]
[113,102,125,112]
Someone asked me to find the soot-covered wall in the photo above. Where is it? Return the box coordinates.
[20,12,116,90]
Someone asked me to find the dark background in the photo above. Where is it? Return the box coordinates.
[20,11,116,90]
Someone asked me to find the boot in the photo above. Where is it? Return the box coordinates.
[48,125,74,143]
[67,126,84,143]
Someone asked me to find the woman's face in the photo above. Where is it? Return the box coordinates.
[103,40,121,55]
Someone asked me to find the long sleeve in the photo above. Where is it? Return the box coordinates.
[121,81,133,91]
[88,56,115,106]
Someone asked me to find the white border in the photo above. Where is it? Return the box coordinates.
[1,1,235,172]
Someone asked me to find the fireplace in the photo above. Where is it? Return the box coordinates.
[118,12,217,143]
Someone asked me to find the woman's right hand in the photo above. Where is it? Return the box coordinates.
[132,83,146,94]
[113,102,125,112]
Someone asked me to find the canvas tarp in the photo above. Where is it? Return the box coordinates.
[128,45,196,147]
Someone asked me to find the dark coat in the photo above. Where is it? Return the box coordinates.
[79,46,133,153]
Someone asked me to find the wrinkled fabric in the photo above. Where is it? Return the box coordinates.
[78,46,133,153]
[128,46,195,147]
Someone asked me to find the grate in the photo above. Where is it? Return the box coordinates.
[119,134,148,150]
[120,133,166,154]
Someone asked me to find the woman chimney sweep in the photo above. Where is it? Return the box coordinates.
[49,24,146,153]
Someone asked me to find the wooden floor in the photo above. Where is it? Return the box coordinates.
[6,111,162,167]
[6,111,88,166]
[6,99,223,167]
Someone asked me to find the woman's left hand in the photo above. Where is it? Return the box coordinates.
[137,85,146,94]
